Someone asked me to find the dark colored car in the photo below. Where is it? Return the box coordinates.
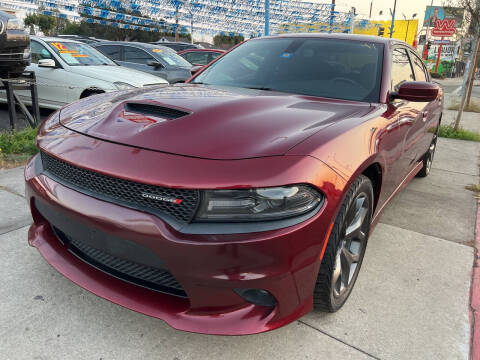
[177,48,225,66]
[150,41,200,51]
[0,10,30,75]
[25,34,442,335]
[93,41,192,83]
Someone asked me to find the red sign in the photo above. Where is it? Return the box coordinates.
[431,19,456,37]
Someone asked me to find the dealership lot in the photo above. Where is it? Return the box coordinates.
[0,134,477,360]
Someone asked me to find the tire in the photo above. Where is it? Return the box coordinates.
[314,175,373,312]
[416,125,439,178]
[80,89,104,99]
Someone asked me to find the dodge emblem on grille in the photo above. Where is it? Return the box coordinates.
[141,192,183,204]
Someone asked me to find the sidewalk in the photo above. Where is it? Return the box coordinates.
[0,138,478,359]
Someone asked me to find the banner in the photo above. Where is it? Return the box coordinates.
[424,6,464,29]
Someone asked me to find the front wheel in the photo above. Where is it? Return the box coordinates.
[313,175,373,312]
[417,126,438,178]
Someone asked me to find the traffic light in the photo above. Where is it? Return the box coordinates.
[378,26,385,36]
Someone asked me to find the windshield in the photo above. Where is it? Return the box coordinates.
[193,38,384,103]
[48,41,117,66]
[152,47,192,68]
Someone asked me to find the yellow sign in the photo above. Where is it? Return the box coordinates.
[278,19,419,46]
[354,19,419,45]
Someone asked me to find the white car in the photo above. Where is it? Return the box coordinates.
[5,36,168,109]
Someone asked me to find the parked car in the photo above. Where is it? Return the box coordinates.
[93,41,192,83]
[0,10,30,76]
[150,41,200,51]
[0,36,167,109]
[54,34,102,44]
[25,34,442,335]
[177,48,224,66]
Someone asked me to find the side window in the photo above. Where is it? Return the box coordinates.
[96,45,121,61]
[409,51,427,82]
[183,52,209,65]
[391,48,414,91]
[208,52,222,63]
[31,41,53,64]
[124,47,155,64]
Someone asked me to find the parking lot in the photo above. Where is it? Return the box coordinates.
[1,130,477,359]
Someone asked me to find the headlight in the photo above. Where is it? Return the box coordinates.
[114,82,135,90]
[195,185,323,222]
[6,18,23,31]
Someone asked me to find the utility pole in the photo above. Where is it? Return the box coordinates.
[190,15,193,44]
[369,1,373,18]
[265,0,270,36]
[174,0,180,42]
[329,0,335,33]
[389,0,397,38]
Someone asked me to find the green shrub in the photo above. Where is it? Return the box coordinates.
[0,127,38,155]
[438,125,480,142]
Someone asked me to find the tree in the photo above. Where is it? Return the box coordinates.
[454,0,480,131]
[213,34,244,48]
[24,13,57,35]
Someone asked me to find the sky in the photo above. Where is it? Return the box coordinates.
[335,0,459,28]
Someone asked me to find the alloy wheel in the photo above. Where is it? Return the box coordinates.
[332,193,370,298]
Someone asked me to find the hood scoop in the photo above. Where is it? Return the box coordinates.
[124,103,190,120]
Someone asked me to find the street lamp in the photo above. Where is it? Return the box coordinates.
[402,13,417,42]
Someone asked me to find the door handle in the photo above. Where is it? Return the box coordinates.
[422,112,428,122]
[399,117,415,125]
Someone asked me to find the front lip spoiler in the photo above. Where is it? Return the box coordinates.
[28,220,312,335]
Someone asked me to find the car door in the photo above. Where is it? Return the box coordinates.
[21,40,67,107]
[407,49,441,160]
[388,47,421,180]
[118,46,168,80]
[396,48,435,174]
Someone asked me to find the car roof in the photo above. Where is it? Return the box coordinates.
[31,35,84,44]
[93,41,171,50]
[260,33,406,46]
[178,48,224,53]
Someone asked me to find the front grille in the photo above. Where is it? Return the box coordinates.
[40,151,200,223]
[53,226,187,297]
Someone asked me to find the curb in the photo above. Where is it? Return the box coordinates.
[471,201,480,359]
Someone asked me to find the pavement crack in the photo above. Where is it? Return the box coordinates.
[0,185,24,198]
[297,320,382,360]
[432,167,478,177]
[378,221,474,248]
[0,223,31,236]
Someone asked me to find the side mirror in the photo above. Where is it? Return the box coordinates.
[147,60,164,69]
[38,58,56,68]
[190,65,204,76]
[393,81,439,102]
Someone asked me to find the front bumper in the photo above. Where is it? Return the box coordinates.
[25,132,346,334]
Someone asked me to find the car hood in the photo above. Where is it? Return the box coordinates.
[67,65,168,86]
[59,84,372,160]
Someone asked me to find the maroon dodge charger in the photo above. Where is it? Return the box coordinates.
[25,34,442,335]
